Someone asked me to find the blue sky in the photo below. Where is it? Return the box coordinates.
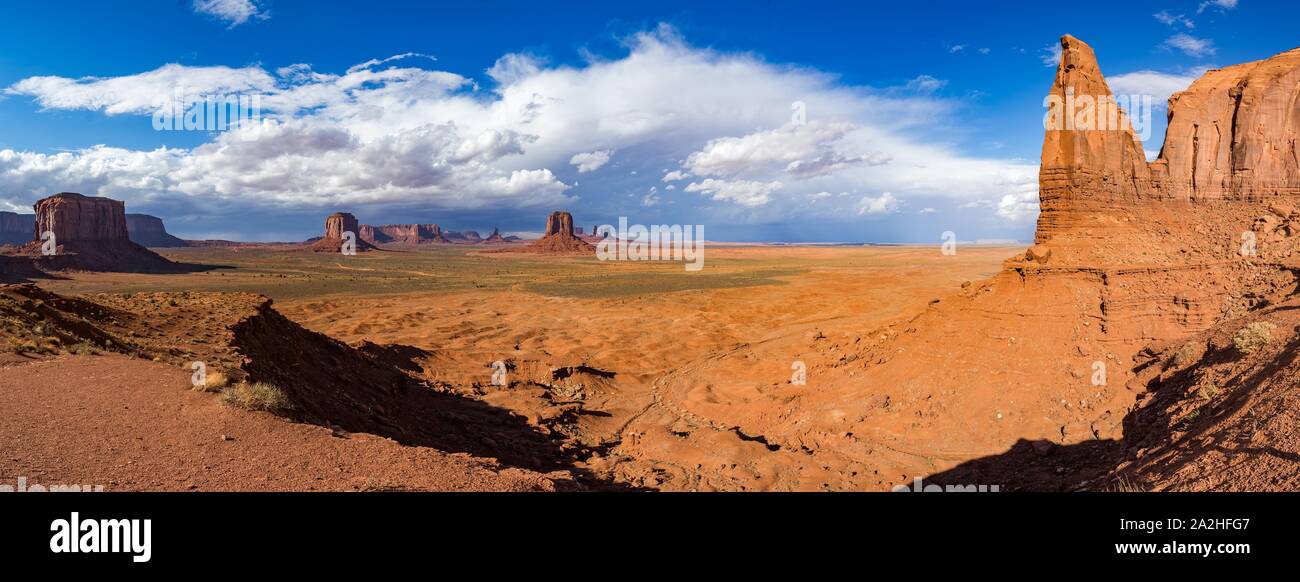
[0,0,1292,242]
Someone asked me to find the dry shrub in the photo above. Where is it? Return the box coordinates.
[1233,321,1278,355]
[220,382,292,413]
[194,369,229,392]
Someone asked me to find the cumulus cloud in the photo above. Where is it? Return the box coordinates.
[5,64,275,115]
[193,0,267,26]
[1198,0,1238,14]
[684,179,782,208]
[569,150,612,173]
[905,75,947,94]
[1163,34,1216,57]
[1108,68,1208,107]
[681,120,889,180]
[1,24,1038,227]
[856,192,899,215]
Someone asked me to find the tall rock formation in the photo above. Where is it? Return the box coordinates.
[520,211,594,254]
[18,192,172,271]
[311,212,375,253]
[0,211,34,246]
[125,213,187,247]
[484,227,506,243]
[636,36,1300,490]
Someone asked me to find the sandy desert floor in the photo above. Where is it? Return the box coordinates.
[17,244,1017,491]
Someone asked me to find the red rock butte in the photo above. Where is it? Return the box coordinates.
[657,35,1300,484]
[311,212,375,253]
[16,192,173,272]
[517,211,595,255]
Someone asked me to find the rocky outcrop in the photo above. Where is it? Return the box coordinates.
[484,227,507,243]
[523,211,595,255]
[359,223,449,245]
[125,213,186,248]
[311,212,375,253]
[14,192,173,272]
[443,230,481,243]
[0,211,34,246]
[34,193,129,243]
[1035,36,1300,267]
[640,36,1300,490]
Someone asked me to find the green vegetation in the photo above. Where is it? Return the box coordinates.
[41,246,811,301]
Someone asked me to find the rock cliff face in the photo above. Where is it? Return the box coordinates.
[483,227,507,243]
[125,214,186,248]
[359,223,449,245]
[443,230,481,243]
[0,211,34,245]
[544,211,574,238]
[1035,36,1300,267]
[17,192,173,271]
[641,36,1300,489]
[311,212,375,253]
[34,193,129,243]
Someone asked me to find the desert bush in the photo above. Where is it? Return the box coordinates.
[6,336,38,354]
[69,341,99,356]
[194,369,229,392]
[220,382,292,413]
[1232,321,1278,355]
[1169,341,1202,368]
[1197,381,1219,401]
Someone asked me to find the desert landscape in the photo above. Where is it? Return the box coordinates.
[3,23,1300,496]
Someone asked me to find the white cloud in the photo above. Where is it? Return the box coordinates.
[569,149,612,173]
[684,179,782,207]
[918,207,936,214]
[949,45,966,53]
[0,24,1038,225]
[1198,0,1238,14]
[905,75,947,94]
[1154,10,1195,28]
[641,187,661,207]
[1108,68,1208,107]
[1163,34,1216,57]
[1041,44,1063,67]
[996,191,1039,221]
[5,64,276,115]
[193,0,267,26]
[856,192,899,215]
[681,120,890,180]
